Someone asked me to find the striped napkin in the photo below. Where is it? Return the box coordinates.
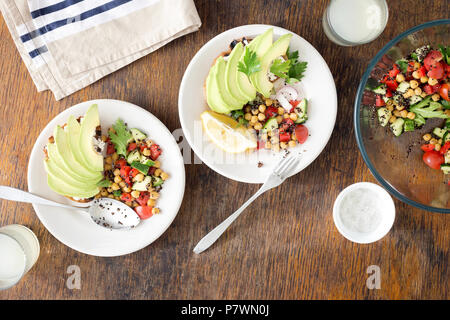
[0,0,201,100]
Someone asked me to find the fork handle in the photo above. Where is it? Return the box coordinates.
[193,185,269,254]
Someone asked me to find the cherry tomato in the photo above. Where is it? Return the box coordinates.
[127,142,137,152]
[440,83,449,101]
[280,118,294,131]
[388,65,400,78]
[423,84,439,95]
[422,150,444,170]
[294,124,308,144]
[120,166,131,178]
[139,144,147,152]
[424,50,443,71]
[427,61,444,80]
[375,95,385,107]
[121,193,132,202]
[135,205,153,220]
[279,131,291,142]
[385,79,398,91]
[150,144,162,160]
[136,192,150,206]
[385,88,393,98]
[421,144,435,152]
[417,65,427,78]
[440,141,450,155]
[265,106,278,118]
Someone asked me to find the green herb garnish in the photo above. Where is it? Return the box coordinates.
[230,109,245,120]
[109,119,132,157]
[442,100,450,110]
[113,190,122,197]
[130,161,150,174]
[270,59,291,79]
[238,47,261,76]
[396,59,409,73]
[96,179,111,188]
[410,97,449,119]
[284,47,308,84]
[438,45,450,65]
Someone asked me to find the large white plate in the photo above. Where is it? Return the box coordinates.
[179,25,337,183]
[27,99,185,257]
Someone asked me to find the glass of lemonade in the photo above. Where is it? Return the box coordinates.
[0,224,40,290]
[322,0,389,46]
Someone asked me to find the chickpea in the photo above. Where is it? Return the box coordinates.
[257,113,266,121]
[153,160,161,168]
[150,191,160,200]
[403,89,414,98]
[101,190,108,197]
[251,108,259,115]
[107,187,113,193]
[125,201,132,207]
[113,168,120,176]
[423,133,432,141]
[435,144,441,152]
[105,157,113,164]
[104,164,112,171]
[428,78,438,86]
[135,173,145,182]
[123,187,132,193]
[143,148,151,156]
[400,110,408,118]
[280,142,287,149]
[283,113,290,119]
[420,92,427,98]
[112,153,119,161]
[438,139,443,145]
[114,176,122,183]
[389,116,397,124]
[387,104,394,112]
[276,115,283,124]
[289,113,298,121]
[420,76,428,83]
[413,62,421,70]
[393,110,401,117]
[147,199,156,207]
[432,93,440,102]
[258,104,266,113]
[412,71,420,79]
[414,87,422,95]
[160,172,169,180]
[250,115,258,124]
[146,140,153,147]
[108,194,115,199]
[265,99,273,106]
[277,107,284,115]
[430,138,438,145]
[409,80,419,89]
[244,113,252,121]
[395,73,405,83]
[131,190,140,198]
[154,168,162,177]
[152,208,160,214]
[395,104,405,111]
[406,112,416,120]
[111,183,120,191]
[119,181,126,188]
[288,140,296,148]
[254,122,263,131]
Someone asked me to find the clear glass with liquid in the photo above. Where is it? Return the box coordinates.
[0,224,40,290]
[322,0,389,46]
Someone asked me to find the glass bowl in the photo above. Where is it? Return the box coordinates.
[354,19,450,213]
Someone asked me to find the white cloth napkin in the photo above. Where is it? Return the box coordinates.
[0,0,201,100]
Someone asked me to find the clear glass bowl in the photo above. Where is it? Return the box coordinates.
[354,19,450,213]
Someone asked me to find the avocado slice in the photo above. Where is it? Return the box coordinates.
[247,29,273,92]
[206,63,231,114]
[46,143,100,184]
[47,173,99,199]
[54,126,102,181]
[215,57,245,111]
[67,115,96,172]
[79,104,104,172]
[44,159,93,190]
[225,42,250,104]
[251,34,292,98]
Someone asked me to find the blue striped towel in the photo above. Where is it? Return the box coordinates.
[1,0,201,99]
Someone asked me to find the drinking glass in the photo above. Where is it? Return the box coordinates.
[0,224,40,290]
[322,0,389,46]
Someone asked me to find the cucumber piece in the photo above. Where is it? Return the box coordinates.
[396,81,410,93]
[372,84,386,95]
[445,152,450,164]
[127,150,141,163]
[433,127,447,138]
[403,119,415,132]
[152,176,164,187]
[377,107,391,127]
[130,128,147,141]
[294,99,308,124]
[445,119,450,130]
[263,117,278,131]
[390,118,404,136]
[443,131,450,142]
[132,176,152,191]
[409,95,422,105]
[140,158,156,166]
[440,164,450,175]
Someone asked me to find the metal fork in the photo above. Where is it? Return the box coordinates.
[193,154,300,254]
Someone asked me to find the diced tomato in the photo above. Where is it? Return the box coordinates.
[279,131,291,142]
[121,193,132,202]
[422,150,444,170]
[289,100,300,113]
[440,83,449,101]
[417,66,427,78]
[106,142,115,155]
[148,167,157,175]
[385,88,393,98]
[115,158,127,168]
[375,95,385,107]
[406,61,415,73]
[440,141,450,155]
[130,168,140,178]
[150,144,162,160]
[389,64,400,78]
[136,192,150,206]
[423,84,434,95]
[125,176,132,186]
[139,144,147,152]
[280,118,294,131]
[135,205,153,220]
[120,166,131,179]
[127,142,137,152]
[265,106,278,118]
[424,50,443,71]
[257,140,265,149]
[427,61,445,79]
[421,144,435,152]
[385,79,398,91]
[294,125,308,144]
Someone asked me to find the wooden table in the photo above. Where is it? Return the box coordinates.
[0,0,448,300]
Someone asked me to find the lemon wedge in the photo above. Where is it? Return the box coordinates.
[201,111,257,153]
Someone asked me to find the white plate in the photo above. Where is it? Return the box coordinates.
[27,99,185,257]
[179,24,337,183]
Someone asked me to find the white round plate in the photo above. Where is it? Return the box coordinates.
[27,99,185,257]
[179,24,337,183]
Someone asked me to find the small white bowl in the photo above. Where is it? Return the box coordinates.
[333,182,395,244]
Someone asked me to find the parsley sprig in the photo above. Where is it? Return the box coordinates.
[268,47,307,84]
[238,47,261,76]
[109,119,132,157]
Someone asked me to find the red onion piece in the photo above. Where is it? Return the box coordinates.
[276,85,298,111]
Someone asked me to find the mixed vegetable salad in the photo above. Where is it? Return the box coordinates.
[98,120,168,219]
[203,28,310,154]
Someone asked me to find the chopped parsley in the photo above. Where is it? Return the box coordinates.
[109,119,132,157]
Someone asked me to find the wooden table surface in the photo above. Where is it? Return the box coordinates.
[0,0,448,300]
